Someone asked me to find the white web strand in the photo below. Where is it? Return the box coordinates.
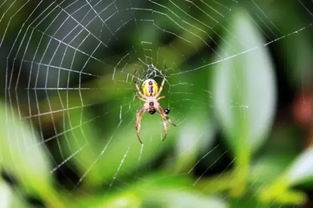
[188,144,220,174]
[75,136,114,188]
[110,146,131,187]
[193,150,228,186]
[170,22,313,76]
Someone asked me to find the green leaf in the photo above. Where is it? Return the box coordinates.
[0,103,65,207]
[212,9,276,195]
[250,153,295,186]
[0,180,13,208]
[76,173,227,208]
[133,174,228,208]
[0,179,29,208]
[257,148,313,205]
[212,10,276,155]
[0,103,51,194]
[155,191,227,208]
[285,147,313,185]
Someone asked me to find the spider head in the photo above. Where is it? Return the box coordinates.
[148,108,156,115]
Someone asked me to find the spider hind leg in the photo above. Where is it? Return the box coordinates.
[136,107,145,144]
[158,107,176,141]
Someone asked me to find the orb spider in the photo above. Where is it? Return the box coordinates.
[134,75,176,144]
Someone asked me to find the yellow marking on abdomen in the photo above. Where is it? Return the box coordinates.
[142,79,159,96]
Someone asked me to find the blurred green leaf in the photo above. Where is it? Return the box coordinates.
[0,103,51,193]
[94,193,141,208]
[156,191,227,208]
[0,179,29,208]
[0,179,13,208]
[250,125,300,186]
[212,9,276,195]
[212,9,276,155]
[258,148,313,205]
[286,147,313,185]
[134,173,228,208]
[250,152,296,186]
[76,172,228,208]
[0,103,65,207]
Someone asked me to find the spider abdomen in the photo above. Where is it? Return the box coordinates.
[142,79,159,96]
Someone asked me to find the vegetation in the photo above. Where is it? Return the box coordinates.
[0,0,313,207]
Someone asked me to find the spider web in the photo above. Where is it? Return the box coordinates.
[1,0,313,205]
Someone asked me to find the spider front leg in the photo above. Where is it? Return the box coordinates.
[137,96,146,102]
[156,75,166,97]
[135,107,145,144]
[157,96,165,101]
[134,80,146,98]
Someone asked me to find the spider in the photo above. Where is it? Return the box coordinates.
[135,75,176,144]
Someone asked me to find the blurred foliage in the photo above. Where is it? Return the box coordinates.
[1,0,313,208]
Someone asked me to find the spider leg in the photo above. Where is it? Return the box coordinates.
[157,106,176,141]
[136,107,145,144]
[134,80,146,98]
[157,96,166,101]
[166,117,176,127]
[159,106,176,127]
[137,96,146,102]
[161,117,168,141]
[156,75,166,97]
